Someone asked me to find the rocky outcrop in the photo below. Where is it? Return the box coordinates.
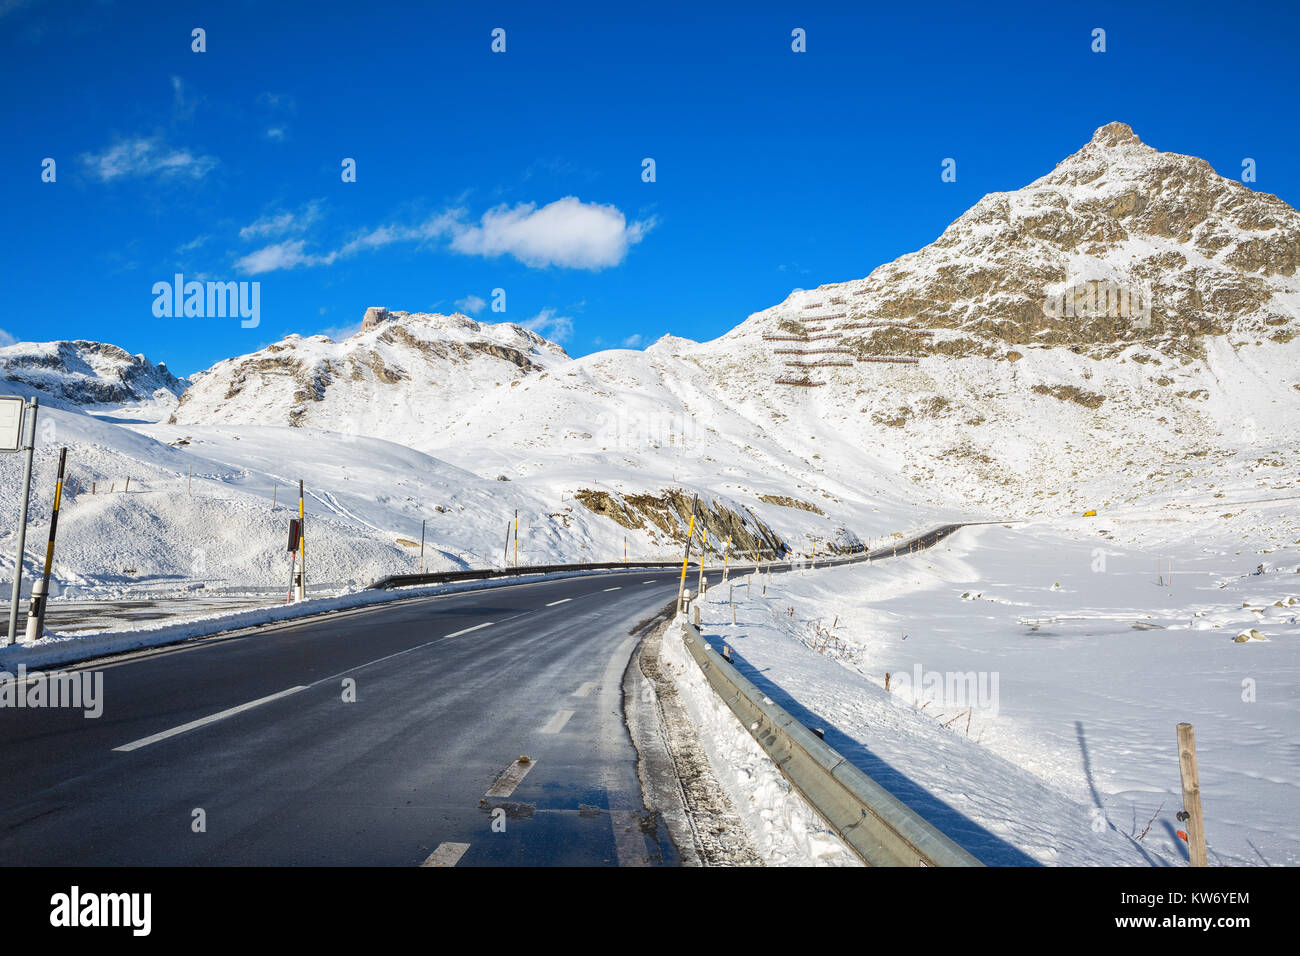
[0,340,187,405]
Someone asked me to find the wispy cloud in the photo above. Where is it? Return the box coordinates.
[456,294,487,314]
[521,307,574,343]
[239,201,323,241]
[80,135,217,182]
[0,327,16,347]
[256,92,296,112]
[621,333,643,347]
[234,239,337,275]
[176,234,210,255]
[256,92,295,142]
[171,75,197,123]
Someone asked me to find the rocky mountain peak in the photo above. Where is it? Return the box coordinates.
[737,122,1299,367]
[1090,121,1142,148]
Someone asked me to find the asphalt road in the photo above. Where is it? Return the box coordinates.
[0,525,962,866]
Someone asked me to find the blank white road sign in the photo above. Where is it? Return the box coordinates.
[0,396,26,453]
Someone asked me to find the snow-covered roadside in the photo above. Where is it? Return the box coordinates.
[0,567,657,670]
[658,608,860,866]
[686,516,1300,866]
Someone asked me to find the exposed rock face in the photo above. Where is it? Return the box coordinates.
[0,340,187,405]
[741,122,1300,362]
[574,488,788,556]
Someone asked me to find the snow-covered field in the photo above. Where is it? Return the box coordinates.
[681,506,1300,866]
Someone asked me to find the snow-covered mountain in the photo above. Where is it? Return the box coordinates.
[169,311,570,433]
[0,340,187,407]
[3,121,1297,598]
[819,121,1299,359]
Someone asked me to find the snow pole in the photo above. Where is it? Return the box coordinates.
[676,496,698,614]
[697,526,708,596]
[514,509,518,570]
[419,518,426,574]
[25,446,67,641]
[296,479,306,601]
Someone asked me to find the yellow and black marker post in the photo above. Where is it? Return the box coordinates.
[25,447,66,641]
[676,496,699,614]
[296,479,306,601]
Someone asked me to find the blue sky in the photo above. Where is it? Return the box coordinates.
[2,0,1298,375]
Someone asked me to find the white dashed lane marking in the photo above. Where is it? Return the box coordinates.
[603,587,621,592]
[113,686,307,752]
[545,598,572,607]
[540,710,574,734]
[443,622,494,639]
[573,681,598,698]
[421,842,470,867]
[485,757,536,798]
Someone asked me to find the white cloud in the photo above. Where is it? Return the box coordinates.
[264,126,287,142]
[448,197,653,269]
[456,294,487,314]
[521,308,574,343]
[225,198,648,275]
[621,333,643,347]
[0,328,16,347]
[81,136,217,182]
[234,239,337,275]
[240,202,322,241]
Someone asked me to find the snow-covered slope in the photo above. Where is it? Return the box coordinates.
[166,123,1300,539]
[169,311,570,435]
[0,340,186,409]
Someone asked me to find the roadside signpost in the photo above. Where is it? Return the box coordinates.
[3,395,38,645]
[285,517,302,604]
[0,396,24,453]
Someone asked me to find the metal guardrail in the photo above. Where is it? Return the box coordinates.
[680,621,982,867]
[366,560,682,591]
[366,523,967,591]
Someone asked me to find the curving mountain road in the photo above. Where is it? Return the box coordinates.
[0,526,963,866]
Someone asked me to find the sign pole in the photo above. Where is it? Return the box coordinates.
[5,397,38,646]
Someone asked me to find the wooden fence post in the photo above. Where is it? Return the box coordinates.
[1176,722,1208,866]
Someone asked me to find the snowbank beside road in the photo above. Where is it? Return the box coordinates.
[682,517,1300,866]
